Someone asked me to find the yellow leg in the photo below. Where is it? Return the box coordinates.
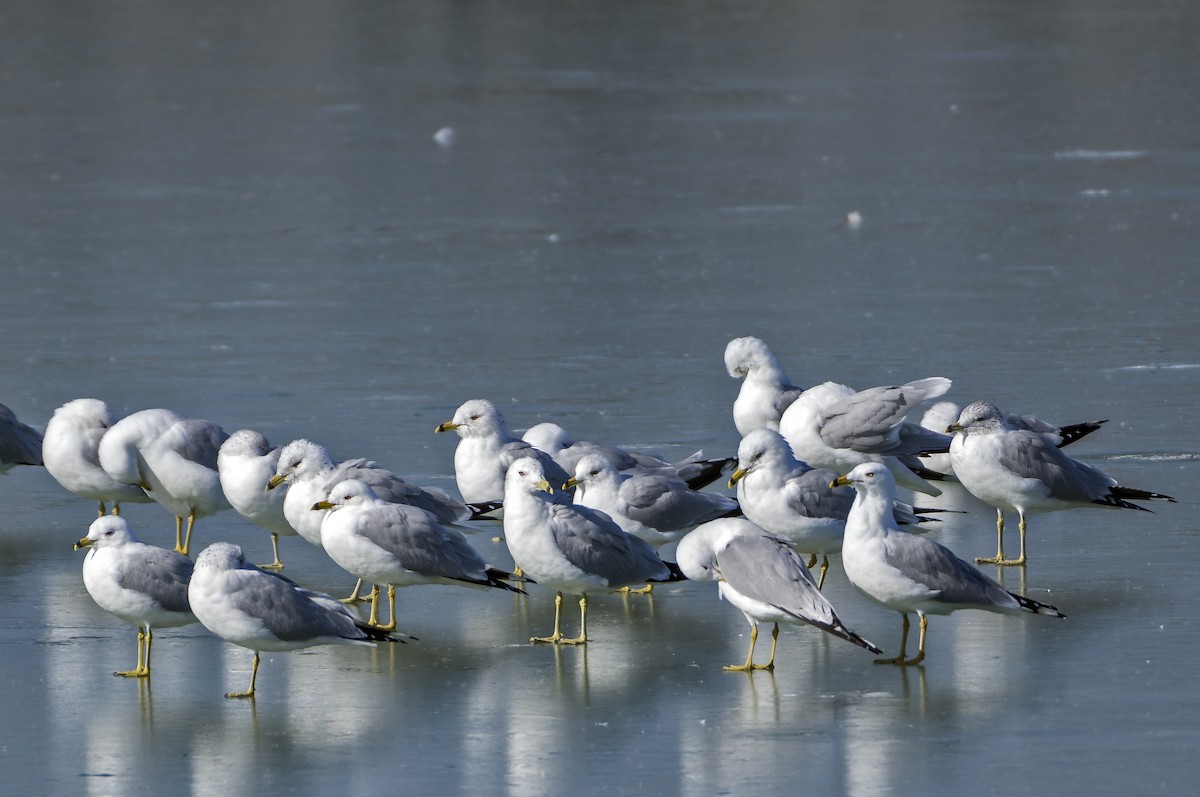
[816,556,830,591]
[908,615,928,665]
[762,623,780,670]
[559,595,587,645]
[111,503,121,516]
[365,585,383,626]
[341,578,368,604]
[532,592,566,644]
[259,532,284,568]
[225,651,260,699]
[114,627,152,677]
[371,585,398,632]
[805,553,818,569]
[96,502,107,518]
[875,613,911,665]
[725,622,773,671]
[179,511,197,557]
[173,516,185,554]
[976,509,1026,566]
[618,584,654,595]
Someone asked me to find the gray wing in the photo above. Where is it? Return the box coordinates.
[619,474,738,531]
[547,503,669,586]
[994,430,1115,502]
[338,459,470,524]
[230,569,362,642]
[882,531,1014,608]
[116,548,194,614]
[781,468,854,520]
[819,379,950,454]
[160,420,229,468]
[715,533,833,625]
[0,404,42,466]
[355,506,490,581]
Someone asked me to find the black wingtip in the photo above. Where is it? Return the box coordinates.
[468,500,504,519]
[659,560,689,582]
[1056,419,1108,447]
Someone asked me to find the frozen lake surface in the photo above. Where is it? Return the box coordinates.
[0,1,1197,794]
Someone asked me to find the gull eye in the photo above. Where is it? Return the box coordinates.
[104,530,114,537]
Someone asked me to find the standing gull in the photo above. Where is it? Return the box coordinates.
[188,542,400,699]
[97,408,231,555]
[779,377,953,496]
[947,400,1174,566]
[834,463,1065,666]
[724,336,805,436]
[502,457,685,645]
[676,518,880,671]
[74,516,196,677]
[315,479,522,631]
[218,429,297,570]
[42,398,155,516]
[0,402,42,472]
[729,429,940,589]
[436,399,571,507]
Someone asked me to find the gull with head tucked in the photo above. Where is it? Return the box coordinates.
[724,336,805,436]
[43,398,155,516]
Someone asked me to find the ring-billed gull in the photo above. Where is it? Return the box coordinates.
[502,456,686,645]
[268,438,472,602]
[834,463,1065,666]
[724,337,805,436]
[217,430,297,570]
[947,400,1174,566]
[0,402,42,472]
[522,421,732,491]
[97,408,232,555]
[74,516,196,677]
[729,429,942,589]
[676,518,880,671]
[779,377,952,496]
[919,400,1107,478]
[314,479,522,631]
[267,438,470,546]
[188,542,401,699]
[42,399,155,516]
[435,399,571,507]
[565,453,738,593]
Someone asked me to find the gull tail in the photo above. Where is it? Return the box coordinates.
[678,455,736,491]
[655,560,690,583]
[468,500,504,519]
[1056,419,1108,447]
[807,615,882,654]
[1010,592,1065,618]
[356,622,412,643]
[1094,485,1176,511]
[484,566,530,593]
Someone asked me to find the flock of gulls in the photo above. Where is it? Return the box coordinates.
[0,336,1177,697]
